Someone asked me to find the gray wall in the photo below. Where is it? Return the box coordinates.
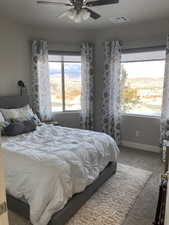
[1,17,169,147]
[94,20,169,131]
[53,112,81,128]
[93,20,169,148]
[0,17,31,96]
[121,115,160,146]
[0,19,94,128]
[26,26,95,128]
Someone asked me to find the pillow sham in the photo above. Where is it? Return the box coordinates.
[0,112,5,123]
[0,105,40,124]
[0,112,8,134]
[4,120,36,136]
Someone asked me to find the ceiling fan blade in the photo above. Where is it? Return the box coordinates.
[56,10,69,18]
[85,8,101,19]
[37,1,72,7]
[86,0,119,7]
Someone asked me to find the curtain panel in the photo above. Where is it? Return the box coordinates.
[32,40,52,121]
[102,40,122,145]
[161,35,169,143]
[80,43,95,130]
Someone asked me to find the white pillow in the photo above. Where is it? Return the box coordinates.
[0,112,8,133]
[16,105,35,120]
[0,108,19,120]
[0,112,5,123]
[0,105,40,122]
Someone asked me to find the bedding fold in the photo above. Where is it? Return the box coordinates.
[3,124,119,225]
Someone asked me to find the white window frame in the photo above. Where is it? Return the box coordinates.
[48,52,81,113]
[121,48,165,118]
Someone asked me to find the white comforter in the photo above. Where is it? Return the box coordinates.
[2,124,119,225]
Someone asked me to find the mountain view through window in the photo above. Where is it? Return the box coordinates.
[121,60,165,115]
[49,54,81,112]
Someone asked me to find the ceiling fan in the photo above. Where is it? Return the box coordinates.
[37,0,119,23]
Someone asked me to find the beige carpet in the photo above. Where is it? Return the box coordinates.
[8,163,152,225]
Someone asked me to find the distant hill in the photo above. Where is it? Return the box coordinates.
[127,77,163,88]
[129,77,163,82]
[49,63,81,79]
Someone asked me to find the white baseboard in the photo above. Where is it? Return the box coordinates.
[121,140,161,153]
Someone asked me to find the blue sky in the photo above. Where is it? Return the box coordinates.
[123,61,165,78]
[49,62,81,78]
[49,61,165,79]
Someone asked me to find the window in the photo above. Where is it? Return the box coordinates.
[121,50,166,116]
[48,53,81,112]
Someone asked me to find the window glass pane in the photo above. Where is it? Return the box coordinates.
[49,62,62,112]
[64,63,81,111]
[121,60,165,115]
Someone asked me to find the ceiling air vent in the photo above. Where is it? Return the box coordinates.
[111,17,129,24]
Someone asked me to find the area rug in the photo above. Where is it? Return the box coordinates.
[8,163,152,225]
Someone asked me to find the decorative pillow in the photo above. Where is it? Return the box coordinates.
[0,112,9,134]
[0,105,40,125]
[0,112,5,123]
[23,120,36,133]
[4,120,36,136]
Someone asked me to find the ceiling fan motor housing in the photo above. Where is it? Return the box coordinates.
[71,0,84,12]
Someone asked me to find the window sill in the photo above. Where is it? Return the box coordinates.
[121,112,161,119]
[52,111,81,114]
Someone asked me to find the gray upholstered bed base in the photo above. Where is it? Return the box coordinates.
[7,162,117,225]
[0,95,117,225]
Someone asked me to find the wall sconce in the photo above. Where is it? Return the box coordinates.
[17,80,26,96]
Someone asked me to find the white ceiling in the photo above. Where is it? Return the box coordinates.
[0,0,169,30]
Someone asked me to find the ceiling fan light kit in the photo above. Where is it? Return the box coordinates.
[65,8,90,23]
[80,9,91,20]
[37,0,119,23]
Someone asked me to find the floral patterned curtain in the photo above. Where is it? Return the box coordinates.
[161,35,169,143]
[80,43,94,130]
[102,40,122,145]
[32,40,52,121]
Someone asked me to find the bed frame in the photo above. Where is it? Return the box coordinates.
[0,95,117,225]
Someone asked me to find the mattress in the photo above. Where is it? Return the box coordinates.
[2,124,119,225]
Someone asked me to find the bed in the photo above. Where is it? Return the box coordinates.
[0,95,119,225]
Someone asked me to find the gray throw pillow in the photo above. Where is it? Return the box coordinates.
[5,120,36,136]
